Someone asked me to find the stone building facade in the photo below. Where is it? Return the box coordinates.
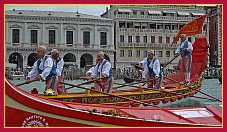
[101,5,207,69]
[6,10,115,69]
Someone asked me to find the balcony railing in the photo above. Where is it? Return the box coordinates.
[113,5,204,10]
[31,43,38,47]
[165,44,179,48]
[115,14,195,21]
[118,28,179,33]
[119,43,134,47]
[12,43,21,47]
[134,43,148,47]
[118,42,179,48]
[148,43,165,48]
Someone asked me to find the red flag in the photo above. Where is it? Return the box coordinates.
[174,15,207,44]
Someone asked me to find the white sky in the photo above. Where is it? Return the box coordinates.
[5,5,110,16]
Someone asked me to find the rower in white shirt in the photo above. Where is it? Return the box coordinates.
[51,49,65,94]
[175,34,193,85]
[142,50,162,89]
[26,46,58,96]
[92,51,113,93]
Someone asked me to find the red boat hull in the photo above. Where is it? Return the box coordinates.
[5,79,222,127]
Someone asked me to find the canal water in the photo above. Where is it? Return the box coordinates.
[10,78,222,108]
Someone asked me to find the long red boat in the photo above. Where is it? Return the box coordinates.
[5,79,222,127]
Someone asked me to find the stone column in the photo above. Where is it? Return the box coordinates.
[42,23,45,45]
[60,23,64,47]
[24,22,28,46]
[94,25,98,49]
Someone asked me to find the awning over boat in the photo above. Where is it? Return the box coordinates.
[163,10,176,14]
[177,11,190,15]
[148,10,162,15]
[118,9,133,13]
[192,12,205,16]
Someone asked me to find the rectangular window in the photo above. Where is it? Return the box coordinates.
[133,11,137,15]
[150,23,156,29]
[120,35,124,43]
[136,50,140,57]
[151,36,155,43]
[141,12,144,15]
[173,51,176,56]
[128,36,132,43]
[144,51,148,58]
[143,36,147,43]
[120,50,124,57]
[31,30,37,43]
[166,37,170,44]
[66,31,73,44]
[49,30,55,44]
[83,31,90,44]
[166,51,170,57]
[136,36,140,43]
[128,50,132,57]
[12,29,20,43]
[159,36,162,43]
[159,51,163,57]
[100,32,107,45]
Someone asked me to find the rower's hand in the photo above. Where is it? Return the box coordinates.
[85,76,92,81]
[96,76,105,82]
[36,75,41,81]
[175,53,180,57]
[155,76,159,79]
[26,77,31,83]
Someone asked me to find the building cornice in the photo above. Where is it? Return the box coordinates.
[6,47,115,53]
[6,15,114,25]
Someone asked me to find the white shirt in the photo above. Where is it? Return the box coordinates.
[86,66,96,78]
[175,40,193,54]
[27,55,54,80]
[93,59,111,78]
[54,58,64,77]
[142,58,160,79]
[140,58,148,69]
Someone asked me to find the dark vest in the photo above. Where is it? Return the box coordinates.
[37,56,57,80]
[147,58,162,77]
[180,41,192,57]
[97,60,112,78]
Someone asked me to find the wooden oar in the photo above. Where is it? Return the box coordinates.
[64,77,103,91]
[162,53,180,69]
[164,76,222,102]
[114,77,163,90]
[114,82,146,89]
[113,80,145,90]
[114,82,174,94]
[113,78,156,90]
[16,79,37,87]
[190,96,221,102]
[61,81,160,108]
